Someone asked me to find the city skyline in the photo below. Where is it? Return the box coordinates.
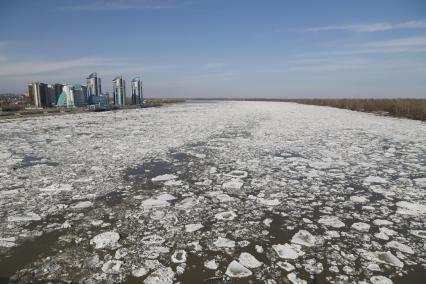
[0,0,426,98]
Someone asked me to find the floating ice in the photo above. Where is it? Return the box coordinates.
[222,179,243,190]
[291,230,316,247]
[90,231,120,249]
[396,201,426,215]
[214,237,235,248]
[71,201,93,209]
[239,252,262,268]
[304,258,323,274]
[287,273,307,284]
[414,177,426,187]
[40,183,72,193]
[410,230,426,239]
[351,222,370,232]
[142,235,165,245]
[364,176,388,184]
[362,251,404,268]
[171,250,187,263]
[151,174,178,182]
[141,194,176,210]
[385,241,414,254]
[318,216,345,228]
[255,245,264,253]
[373,219,393,226]
[350,196,369,203]
[132,266,148,277]
[215,211,237,221]
[225,260,252,278]
[8,212,41,222]
[370,275,393,284]
[185,223,203,232]
[204,259,218,270]
[374,232,389,240]
[380,227,397,236]
[258,198,280,206]
[277,261,295,272]
[226,170,248,178]
[272,244,303,259]
[0,237,16,248]
[101,260,122,274]
[144,266,175,284]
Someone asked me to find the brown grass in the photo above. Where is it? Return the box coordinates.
[287,99,426,121]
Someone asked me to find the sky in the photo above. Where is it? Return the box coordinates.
[0,0,426,98]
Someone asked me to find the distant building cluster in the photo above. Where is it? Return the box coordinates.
[27,72,143,108]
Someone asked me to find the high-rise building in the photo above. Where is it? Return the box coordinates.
[28,82,50,107]
[56,84,88,108]
[112,76,126,105]
[131,77,143,105]
[86,72,102,97]
[47,83,64,106]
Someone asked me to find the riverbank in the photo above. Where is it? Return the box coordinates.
[0,99,185,120]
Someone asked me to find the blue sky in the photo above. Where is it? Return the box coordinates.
[0,0,425,98]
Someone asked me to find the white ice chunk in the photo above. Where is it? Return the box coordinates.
[410,230,426,239]
[185,223,203,232]
[272,244,303,259]
[214,237,235,248]
[151,174,178,182]
[144,266,175,284]
[277,261,295,272]
[0,237,16,248]
[351,222,370,232]
[215,211,237,221]
[90,231,120,249]
[8,212,41,222]
[385,241,414,254]
[40,183,72,193]
[291,230,316,247]
[414,177,426,187]
[204,259,218,270]
[102,260,122,274]
[171,250,187,263]
[373,219,393,226]
[222,179,243,190]
[239,252,262,268]
[364,176,388,184]
[225,260,252,278]
[258,198,280,206]
[370,275,393,284]
[71,201,93,209]
[374,232,389,240]
[287,273,307,284]
[141,194,176,210]
[318,216,345,228]
[132,266,148,277]
[350,196,369,203]
[396,201,426,215]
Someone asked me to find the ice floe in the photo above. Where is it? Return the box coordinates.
[318,216,345,228]
[238,252,262,268]
[90,231,120,249]
[225,260,252,278]
[291,230,316,247]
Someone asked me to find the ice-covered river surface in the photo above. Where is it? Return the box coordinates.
[0,101,425,284]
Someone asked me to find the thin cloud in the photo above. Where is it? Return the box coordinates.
[204,62,230,69]
[307,20,426,32]
[60,0,187,11]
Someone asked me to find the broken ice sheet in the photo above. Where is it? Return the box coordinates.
[1,101,425,283]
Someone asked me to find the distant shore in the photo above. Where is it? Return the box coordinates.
[185,98,426,121]
[0,99,185,120]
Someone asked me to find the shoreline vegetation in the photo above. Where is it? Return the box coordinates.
[190,98,426,121]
